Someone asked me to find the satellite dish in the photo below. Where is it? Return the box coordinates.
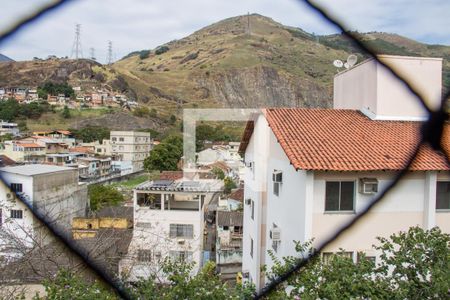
[347,54,358,67]
[344,62,349,69]
[333,59,343,68]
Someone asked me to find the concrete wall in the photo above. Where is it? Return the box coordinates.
[334,55,442,120]
[242,114,270,290]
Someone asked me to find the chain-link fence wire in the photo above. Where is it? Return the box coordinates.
[0,0,448,299]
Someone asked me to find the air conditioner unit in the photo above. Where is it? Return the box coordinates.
[272,170,282,183]
[270,228,281,242]
[177,239,185,245]
[245,198,252,205]
[359,178,378,194]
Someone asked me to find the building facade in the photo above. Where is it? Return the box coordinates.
[110,131,151,173]
[240,55,449,290]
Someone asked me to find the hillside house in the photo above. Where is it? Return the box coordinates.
[240,55,450,290]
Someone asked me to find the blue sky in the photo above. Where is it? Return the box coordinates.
[0,0,449,62]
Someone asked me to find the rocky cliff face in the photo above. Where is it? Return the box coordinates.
[195,66,330,108]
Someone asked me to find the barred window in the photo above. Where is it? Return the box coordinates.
[11,183,22,193]
[169,250,192,262]
[10,209,23,219]
[137,249,152,262]
[169,224,193,238]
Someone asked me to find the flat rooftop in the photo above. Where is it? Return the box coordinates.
[136,179,223,192]
[0,164,75,176]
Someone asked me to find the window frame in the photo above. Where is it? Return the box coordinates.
[436,181,450,211]
[169,224,194,239]
[11,183,23,193]
[324,181,356,213]
[10,209,23,219]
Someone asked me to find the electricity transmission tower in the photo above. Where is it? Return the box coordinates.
[70,24,83,59]
[89,47,96,61]
[107,41,113,64]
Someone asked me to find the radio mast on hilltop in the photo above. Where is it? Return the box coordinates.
[70,24,83,59]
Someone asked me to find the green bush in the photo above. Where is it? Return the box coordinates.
[155,46,169,55]
[88,184,124,211]
[139,50,151,59]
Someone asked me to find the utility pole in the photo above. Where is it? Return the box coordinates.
[89,47,96,61]
[70,24,83,59]
[246,12,251,36]
[107,41,113,65]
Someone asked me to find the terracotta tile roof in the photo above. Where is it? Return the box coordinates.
[159,171,184,181]
[229,188,244,202]
[16,143,44,148]
[70,146,94,154]
[0,155,16,167]
[245,108,449,171]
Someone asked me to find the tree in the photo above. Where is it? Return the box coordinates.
[36,260,254,300]
[37,82,75,99]
[211,166,225,180]
[155,46,169,55]
[265,226,450,299]
[149,108,157,118]
[61,105,71,119]
[88,184,124,211]
[223,177,236,194]
[144,135,183,171]
[169,114,177,125]
[70,126,110,143]
[34,269,117,300]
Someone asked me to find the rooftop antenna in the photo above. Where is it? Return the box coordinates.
[89,47,96,61]
[70,24,83,59]
[107,41,113,65]
[347,54,358,67]
[333,59,343,72]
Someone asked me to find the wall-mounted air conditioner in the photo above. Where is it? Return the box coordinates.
[272,170,282,183]
[359,178,378,194]
[270,228,281,242]
[245,198,252,205]
[177,239,185,245]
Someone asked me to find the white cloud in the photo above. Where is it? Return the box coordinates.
[0,0,448,61]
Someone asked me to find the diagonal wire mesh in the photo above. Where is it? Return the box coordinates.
[0,1,448,299]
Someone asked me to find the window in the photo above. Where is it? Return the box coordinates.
[112,137,117,141]
[251,200,255,220]
[137,249,152,262]
[223,225,229,231]
[250,238,254,258]
[11,183,22,193]
[325,181,355,212]
[119,137,124,142]
[0,209,2,226]
[436,181,450,210]
[169,224,194,238]
[10,209,23,219]
[169,250,192,262]
[322,251,353,264]
[357,253,376,264]
[273,170,282,196]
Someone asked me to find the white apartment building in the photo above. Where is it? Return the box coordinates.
[0,121,19,137]
[0,165,88,261]
[119,179,222,281]
[240,55,450,290]
[110,131,151,173]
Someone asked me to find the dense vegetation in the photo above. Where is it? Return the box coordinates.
[37,82,75,99]
[33,227,449,299]
[155,46,169,55]
[196,123,244,151]
[69,126,110,143]
[144,135,183,171]
[0,99,52,121]
[88,184,124,211]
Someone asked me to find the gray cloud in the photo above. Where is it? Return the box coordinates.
[0,0,449,62]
